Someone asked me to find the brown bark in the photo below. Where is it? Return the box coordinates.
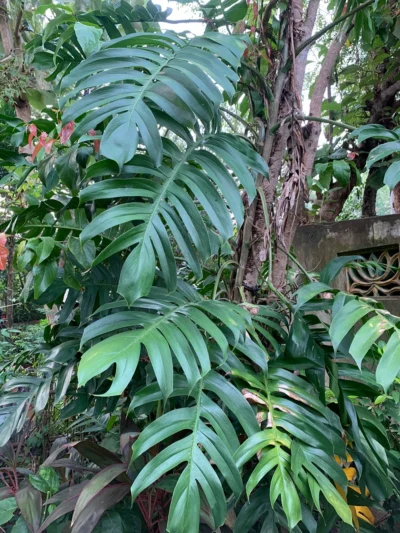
[0,0,13,57]
[267,1,322,291]
[271,117,307,289]
[267,0,320,185]
[270,19,351,289]
[6,236,14,328]
[235,0,321,298]
[392,182,400,214]
[294,0,320,93]
[0,2,31,121]
[233,30,290,298]
[362,185,377,217]
[15,96,31,122]
[320,172,357,222]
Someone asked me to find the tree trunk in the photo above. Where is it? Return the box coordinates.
[15,96,31,122]
[6,236,14,328]
[0,1,31,121]
[320,172,357,222]
[362,185,377,217]
[234,0,321,299]
[271,19,352,289]
[392,182,400,214]
[0,0,13,57]
[233,29,291,299]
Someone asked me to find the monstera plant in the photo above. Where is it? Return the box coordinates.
[0,3,399,532]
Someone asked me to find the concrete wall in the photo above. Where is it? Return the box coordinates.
[293,215,400,315]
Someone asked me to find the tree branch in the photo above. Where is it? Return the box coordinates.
[294,0,374,57]
[301,18,353,192]
[270,114,355,132]
[234,23,290,298]
[300,115,355,131]
[162,18,209,24]
[382,80,400,101]
[295,0,320,92]
[309,19,353,117]
[0,53,12,63]
[303,0,320,35]
[220,108,258,138]
[14,9,23,50]
[262,0,279,28]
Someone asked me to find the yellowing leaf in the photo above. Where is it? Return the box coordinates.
[351,505,360,533]
[355,506,375,525]
[350,484,370,497]
[344,467,356,481]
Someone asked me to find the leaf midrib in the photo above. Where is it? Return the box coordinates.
[139,135,208,255]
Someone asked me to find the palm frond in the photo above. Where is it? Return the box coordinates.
[78,283,266,399]
[233,367,352,530]
[129,371,258,533]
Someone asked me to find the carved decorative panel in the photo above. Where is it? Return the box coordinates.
[346,249,400,297]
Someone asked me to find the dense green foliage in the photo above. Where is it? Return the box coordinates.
[0,1,399,532]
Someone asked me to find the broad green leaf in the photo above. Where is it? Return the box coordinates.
[320,255,363,285]
[130,392,243,533]
[74,22,103,57]
[61,32,244,168]
[350,124,399,144]
[233,487,271,533]
[33,261,57,299]
[0,148,31,167]
[315,162,332,189]
[79,132,261,303]
[349,315,393,368]
[68,237,96,269]
[295,282,333,310]
[78,331,142,396]
[38,467,59,493]
[11,517,29,533]
[29,474,51,493]
[225,0,248,21]
[79,285,250,399]
[36,237,55,264]
[305,463,352,525]
[376,329,400,392]
[270,450,301,531]
[330,299,371,352]
[367,141,400,169]
[332,160,351,187]
[384,160,400,190]
[55,147,78,194]
[100,113,139,169]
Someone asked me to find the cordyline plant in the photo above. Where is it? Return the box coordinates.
[0,2,399,533]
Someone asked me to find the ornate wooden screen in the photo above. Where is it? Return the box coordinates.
[346,248,400,297]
